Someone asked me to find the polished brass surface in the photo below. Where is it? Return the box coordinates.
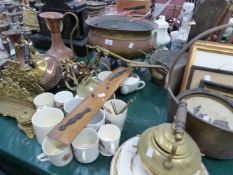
[138,124,201,175]
[76,76,99,98]
[31,56,48,78]
[138,102,201,175]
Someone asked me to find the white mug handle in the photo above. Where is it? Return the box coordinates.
[110,143,116,155]
[136,81,145,90]
[37,152,49,162]
[82,151,86,162]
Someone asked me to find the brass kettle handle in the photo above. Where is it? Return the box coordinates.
[163,101,187,169]
[162,22,233,171]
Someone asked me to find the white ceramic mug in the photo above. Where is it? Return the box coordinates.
[54,91,73,109]
[64,98,105,130]
[32,107,64,144]
[87,109,105,131]
[33,92,55,109]
[120,73,145,95]
[72,128,99,164]
[97,71,112,82]
[64,97,83,115]
[98,124,121,156]
[103,99,127,130]
[38,137,73,167]
[74,95,85,100]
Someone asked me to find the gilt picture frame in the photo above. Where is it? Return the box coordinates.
[180,40,233,92]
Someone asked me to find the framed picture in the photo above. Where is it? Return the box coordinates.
[187,66,233,90]
[199,79,233,98]
[180,40,233,91]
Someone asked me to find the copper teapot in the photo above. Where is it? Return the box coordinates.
[137,102,202,175]
[2,30,61,90]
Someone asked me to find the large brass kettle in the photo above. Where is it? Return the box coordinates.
[137,102,201,175]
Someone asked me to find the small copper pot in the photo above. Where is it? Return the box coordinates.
[32,54,62,90]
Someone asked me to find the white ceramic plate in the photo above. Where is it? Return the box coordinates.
[110,136,209,175]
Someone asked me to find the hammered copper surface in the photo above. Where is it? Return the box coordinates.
[86,15,157,59]
[88,29,156,59]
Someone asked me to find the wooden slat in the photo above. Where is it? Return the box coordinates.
[48,67,132,145]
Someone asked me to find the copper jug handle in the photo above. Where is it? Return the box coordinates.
[163,101,187,169]
[63,12,79,56]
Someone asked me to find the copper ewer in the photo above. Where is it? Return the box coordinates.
[39,12,74,62]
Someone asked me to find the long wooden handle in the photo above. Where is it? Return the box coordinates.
[48,67,132,145]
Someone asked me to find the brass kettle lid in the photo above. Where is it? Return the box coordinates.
[153,123,192,156]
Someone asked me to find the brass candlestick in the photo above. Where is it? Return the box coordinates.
[2,30,25,66]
